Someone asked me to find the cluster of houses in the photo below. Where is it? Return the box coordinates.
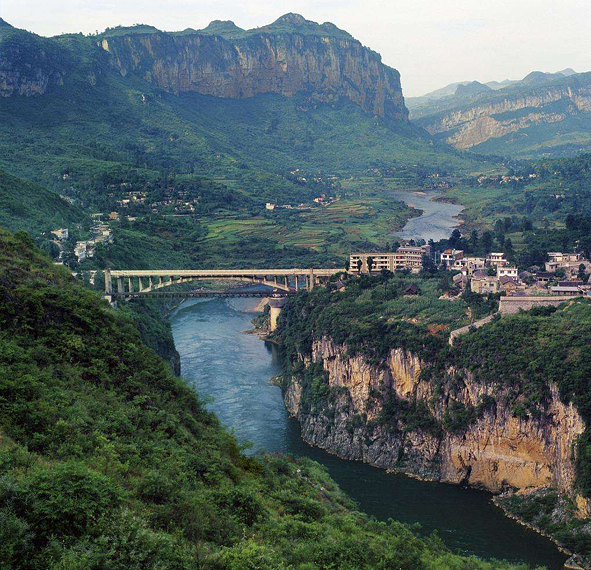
[51,216,114,263]
[265,194,337,212]
[349,246,591,298]
[441,248,591,296]
[73,218,114,262]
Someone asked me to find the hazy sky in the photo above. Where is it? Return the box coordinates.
[3,0,590,96]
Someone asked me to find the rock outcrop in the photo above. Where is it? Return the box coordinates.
[284,337,585,494]
[0,19,70,97]
[98,14,408,120]
[415,73,591,151]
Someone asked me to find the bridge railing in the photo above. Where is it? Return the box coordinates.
[104,267,345,298]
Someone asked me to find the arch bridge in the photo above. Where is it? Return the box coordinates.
[104,268,344,300]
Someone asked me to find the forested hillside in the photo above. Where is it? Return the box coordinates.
[0,168,84,233]
[0,229,527,569]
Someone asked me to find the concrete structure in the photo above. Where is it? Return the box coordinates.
[51,228,69,241]
[441,249,463,268]
[486,252,509,267]
[497,265,518,278]
[268,297,288,331]
[104,267,343,299]
[453,256,485,275]
[470,271,500,294]
[499,296,582,314]
[349,245,430,274]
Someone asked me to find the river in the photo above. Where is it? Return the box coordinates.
[169,193,568,568]
[390,189,464,242]
[170,297,567,568]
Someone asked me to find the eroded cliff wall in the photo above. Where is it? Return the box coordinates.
[284,337,584,495]
[416,74,591,150]
[98,19,408,120]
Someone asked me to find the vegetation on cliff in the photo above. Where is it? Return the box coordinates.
[0,229,531,569]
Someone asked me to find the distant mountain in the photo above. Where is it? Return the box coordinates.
[0,15,479,214]
[408,69,591,158]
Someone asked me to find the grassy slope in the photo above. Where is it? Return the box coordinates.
[0,168,85,233]
[444,153,591,232]
[0,229,527,569]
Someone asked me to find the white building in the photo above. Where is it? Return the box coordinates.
[497,265,518,278]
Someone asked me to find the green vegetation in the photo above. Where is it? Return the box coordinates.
[0,229,532,569]
[446,153,591,231]
[276,271,490,366]
[0,168,85,234]
[0,20,488,268]
[451,300,591,494]
[497,489,591,566]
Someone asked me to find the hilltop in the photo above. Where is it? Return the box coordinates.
[407,69,591,158]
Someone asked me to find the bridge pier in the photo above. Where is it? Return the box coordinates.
[268,297,288,332]
[104,269,112,295]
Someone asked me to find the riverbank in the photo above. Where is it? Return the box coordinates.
[389,189,464,242]
[169,296,568,567]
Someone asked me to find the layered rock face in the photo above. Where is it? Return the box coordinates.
[416,73,591,150]
[98,15,408,121]
[0,20,69,97]
[284,337,585,495]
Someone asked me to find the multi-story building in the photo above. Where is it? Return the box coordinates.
[441,249,463,268]
[486,252,508,267]
[497,265,518,278]
[349,245,431,274]
[470,270,500,294]
[453,256,485,276]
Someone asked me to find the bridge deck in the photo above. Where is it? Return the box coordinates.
[109,268,343,277]
[110,290,294,299]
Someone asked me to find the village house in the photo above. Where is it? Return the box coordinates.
[499,276,523,294]
[486,252,509,267]
[497,265,518,278]
[453,256,486,276]
[441,249,463,268]
[51,228,69,241]
[470,270,500,294]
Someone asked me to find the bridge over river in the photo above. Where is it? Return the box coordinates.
[104,267,344,299]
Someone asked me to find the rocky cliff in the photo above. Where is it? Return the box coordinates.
[0,19,71,96]
[415,73,591,153]
[283,337,585,495]
[98,14,408,120]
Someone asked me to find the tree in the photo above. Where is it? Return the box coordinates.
[481,231,493,254]
[366,256,374,273]
[469,230,479,252]
[578,264,588,282]
[449,229,462,248]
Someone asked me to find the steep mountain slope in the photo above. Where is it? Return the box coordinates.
[412,71,591,158]
[0,168,84,232]
[274,273,591,566]
[0,15,478,203]
[99,13,407,121]
[0,229,524,569]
